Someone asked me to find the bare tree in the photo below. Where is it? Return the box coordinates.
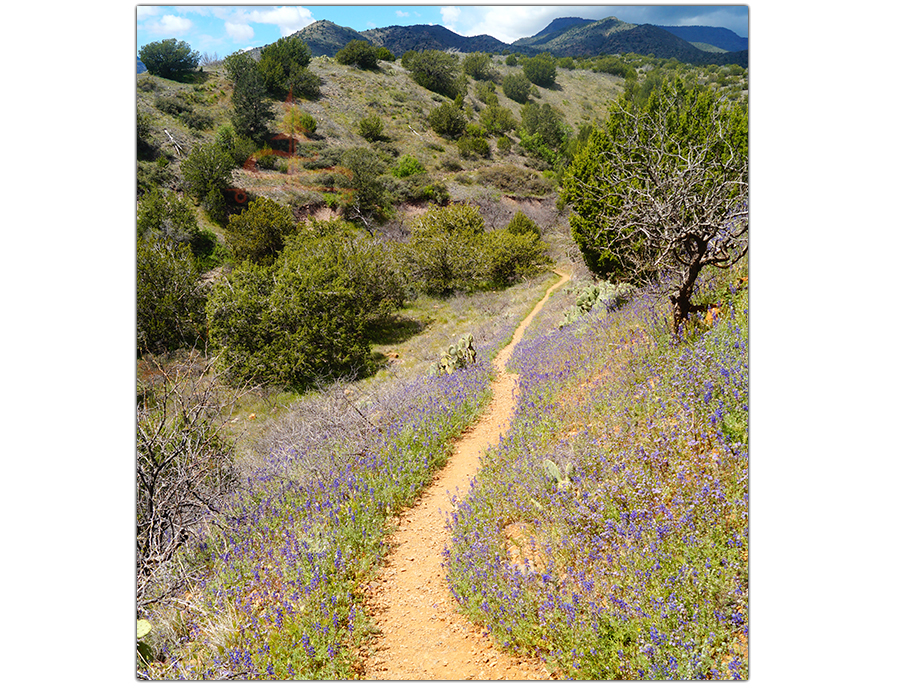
[564,81,748,332]
[136,353,240,607]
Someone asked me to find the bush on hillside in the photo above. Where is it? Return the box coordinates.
[428,99,467,139]
[522,52,557,87]
[358,114,386,142]
[474,164,554,197]
[502,72,531,104]
[180,141,234,225]
[336,39,380,69]
[462,52,495,81]
[206,225,405,388]
[258,35,312,97]
[139,39,200,80]
[224,197,296,266]
[401,49,463,98]
[137,236,207,354]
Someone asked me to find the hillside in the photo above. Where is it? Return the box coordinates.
[658,24,748,52]
[136,41,749,681]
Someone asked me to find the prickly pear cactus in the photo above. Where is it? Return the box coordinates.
[430,333,477,375]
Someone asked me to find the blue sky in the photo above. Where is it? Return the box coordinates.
[136,5,749,58]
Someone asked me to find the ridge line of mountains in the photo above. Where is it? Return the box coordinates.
[137,15,747,72]
[260,15,747,67]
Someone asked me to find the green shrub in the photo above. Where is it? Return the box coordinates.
[479,103,517,135]
[358,114,386,142]
[457,135,490,159]
[284,65,322,100]
[376,46,395,62]
[137,236,207,354]
[181,109,213,131]
[404,204,485,295]
[258,34,312,97]
[224,197,295,266]
[391,154,426,178]
[206,225,404,388]
[139,38,199,80]
[522,52,556,87]
[474,80,498,105]
[462,52,494,81]
[502,72,531,104]
[480,226,549,286]
[496,135,511,155]
[154,94,191,115]
[505,54,519,66]
[428,100,467,139]
[335,39,379,69]
[180,141,234,225]
[402,49,463,98]
[505,210,542,236]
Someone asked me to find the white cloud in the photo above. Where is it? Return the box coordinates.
[440,6,462,32]
[225,21,254,43]
[396,11,409,18]
[242,6,314,36]
[144,14,194,37]
[136,6,160,21]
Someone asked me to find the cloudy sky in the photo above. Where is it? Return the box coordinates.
[137,5,749,57]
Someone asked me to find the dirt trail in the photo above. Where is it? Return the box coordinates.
[361,270,571,680]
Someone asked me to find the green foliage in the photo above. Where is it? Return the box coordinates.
[282,106,317,138]
[520,102,567,149]
[391,154,425,178]
[340,147,387,225]
[376,46,395,62]
[473,80,499,105]
[593,56,638,80]
[231,65,274,142]
[479,103,517,135]
[139,38,199,80]
[403,203,547,295]
[562,77,749,289]
[336,40,380,69]
[404,204,485,295]
[284,64,322,100]
[428,100,467,139]
[428,333,477,376]
[558,56,575,70]
[462,52,494,81]
[214,124,257,168]
[521,52,557,87]
[505,54,519,66]
[357,114,385,142]
[481,226,549,286]
[136,236,207,354]
[496,135,511,155]
[258,35,313,97]
[137,186,216,261]
[137,157,174,196]
[401,49,463,98]
[180,141,234,225]
[206,225,405,388]
[457,134,490,159]
[506,210,541,236]
[502,72,531,104]
[223,50,257,84]
[224,197,295,266]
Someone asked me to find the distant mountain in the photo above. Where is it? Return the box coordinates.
[137,57,147,74]
[360,23,510,56]
[513,16,747,67]
[251,16,746,68]
[285,20,372,57]
[658,25,748,53]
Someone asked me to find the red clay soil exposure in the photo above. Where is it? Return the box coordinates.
[361,271,571,680]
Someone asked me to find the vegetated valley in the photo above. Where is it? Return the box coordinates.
[136,34,748,680]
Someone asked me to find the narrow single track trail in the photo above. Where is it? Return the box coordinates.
[362,270,571,680]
